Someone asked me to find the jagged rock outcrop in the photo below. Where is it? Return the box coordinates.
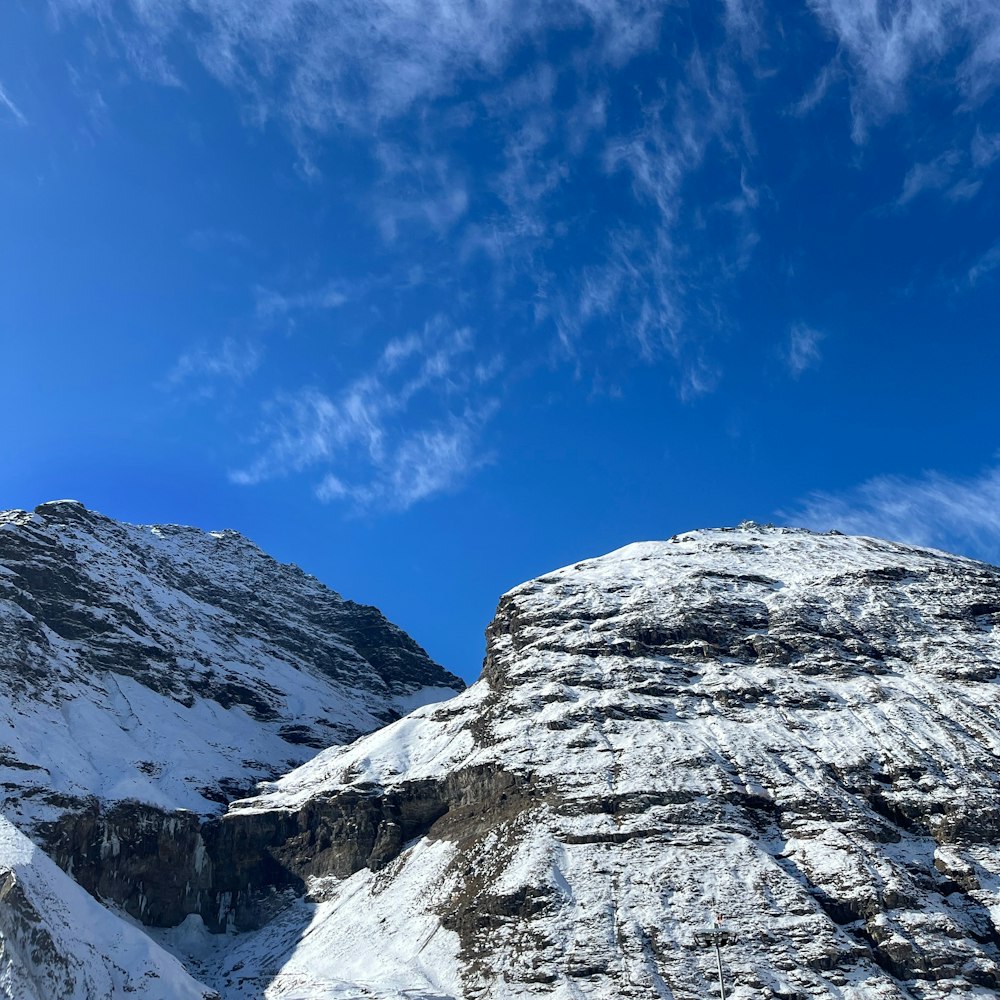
[192,526,1000,999]
[7,518,1000,999]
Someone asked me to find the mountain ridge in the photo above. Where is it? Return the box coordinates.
[5,518,1000,999]
[0,498,463,832]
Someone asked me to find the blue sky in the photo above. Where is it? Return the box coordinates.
[3,1,1000,681]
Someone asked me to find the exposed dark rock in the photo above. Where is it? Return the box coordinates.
[190,525,1000,998]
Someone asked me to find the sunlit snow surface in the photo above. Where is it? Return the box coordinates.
[204,527,1000,999]
[7,521,1000,999]
[151,839,464,1000]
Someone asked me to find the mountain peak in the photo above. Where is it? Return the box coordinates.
[217,528,1000,997]
[34,498,87,512]
[5,521,1000,997]
[0,503,464,832]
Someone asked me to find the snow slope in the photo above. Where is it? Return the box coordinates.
[0,500,463,831]
[149,838,465,1000]
[0,815,216,1000]
[213,525,1000,1000]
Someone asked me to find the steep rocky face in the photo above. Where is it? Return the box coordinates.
[202,526,1000,1000]
[0,815,217,999]
[0,499,463,835]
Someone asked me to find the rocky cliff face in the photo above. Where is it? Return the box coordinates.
[193,525,1000,999]
[0,496,465,940]
[0,815,217,999]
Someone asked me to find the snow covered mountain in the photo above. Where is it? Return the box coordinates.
[0,499,463,836]
[6,518,1000,999]
[191,524,1000,999]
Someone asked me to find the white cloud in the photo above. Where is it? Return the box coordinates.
[230,318,498,509]
[56,0,668,133]
[678,357,721,401]
[315,408,495,511]
[576,24,758,367]
[971,127,1000,168]
[785,323,824,377]
[893,135,1000,207]
[0,80,27,125]
[946,177,983,201]
[484,63,567,217]
[791,59,844,116]
[723,0,766,59]
[254,280,350,320]
[167,337,262,387]
[785,464,1000,563]
[372,146,470,243]
[896,149,960,205]
[229,381,384,487]
[56,0,766,407]
[808,0,1000,140]
[382,416,493,507]
[967,241,1000,286]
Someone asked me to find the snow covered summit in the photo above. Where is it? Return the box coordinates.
[5,519,1000,999]
[211,525,1000,999]
[0,500,463,831]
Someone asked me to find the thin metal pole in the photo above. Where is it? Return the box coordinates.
[715,939,726,1000]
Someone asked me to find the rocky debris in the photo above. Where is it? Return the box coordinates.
[201,526,1000,999]
[0,500,463,833]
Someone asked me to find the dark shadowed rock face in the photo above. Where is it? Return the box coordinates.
[202,526,1000,999]
[0,499,463,833]
[0,814,218,999]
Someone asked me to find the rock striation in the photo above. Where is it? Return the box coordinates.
[0,499,462,831]
[199,525,1000,999]
[5,517,1000,1000]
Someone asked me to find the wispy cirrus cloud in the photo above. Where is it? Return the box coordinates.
[966,241,1000,286]
[627,72,755,353]
[372,145,471,244]
[971,127,1000,168]
[0,79,27,125]
[785,464,1000,563]
[55,0,760,390]
[541,12,763,381]
[55,0,666,132]
[60,1,747,512]
[167,337,262,389]
[897,150,962,205]
[254,280,351,321]
[230,318,500,510]
[315,408,496,511]
[808,0,1000,140]
[784,323,825,377]
[894,136,1000,207]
